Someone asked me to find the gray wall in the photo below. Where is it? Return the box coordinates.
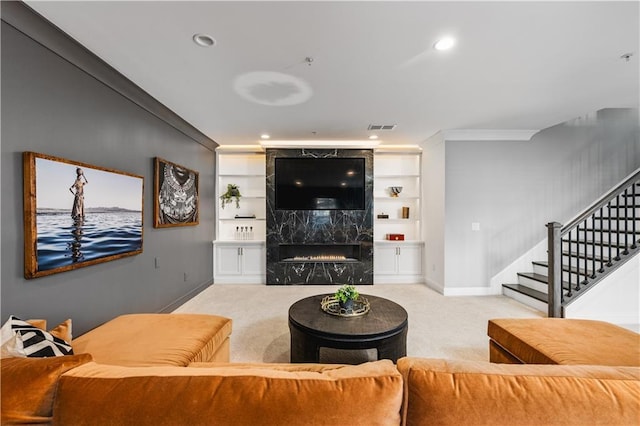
[443,108,639,288]
[422,134,446,290]
[1,17,215,334]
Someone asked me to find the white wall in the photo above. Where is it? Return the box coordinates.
[564,256,640,326]
[422,133,446,292]
[442,109,639,290]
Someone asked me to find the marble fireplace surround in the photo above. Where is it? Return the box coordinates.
[266,149,374,285]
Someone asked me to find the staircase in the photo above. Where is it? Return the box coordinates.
[502,170,640,316]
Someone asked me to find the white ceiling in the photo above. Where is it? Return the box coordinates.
[25,1,639,146]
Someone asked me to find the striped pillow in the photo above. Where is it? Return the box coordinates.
[2,316,73,357]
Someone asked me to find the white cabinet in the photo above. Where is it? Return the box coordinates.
[213,241,265,284]
[374,241,424,283]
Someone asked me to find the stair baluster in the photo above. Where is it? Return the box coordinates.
[607,201,613,267]
[542,169,640,317]
[622,190,629,255]
[632,184,638,249]
[598,207,605,273]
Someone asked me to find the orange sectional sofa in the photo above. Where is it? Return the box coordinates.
[2,314,639,425]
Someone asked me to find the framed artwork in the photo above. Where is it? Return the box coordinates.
[23,152,144,279]
[153,157,199,227]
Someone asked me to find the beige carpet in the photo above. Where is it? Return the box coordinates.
[175,283,543,364]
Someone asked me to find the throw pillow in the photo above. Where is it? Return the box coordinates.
[0,316,73,358]
[48,318,73,343]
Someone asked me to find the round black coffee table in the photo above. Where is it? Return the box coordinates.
[288,294,408,363]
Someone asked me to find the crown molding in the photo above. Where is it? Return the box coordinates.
[440,129,539,142]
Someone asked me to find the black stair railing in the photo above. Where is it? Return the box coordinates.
[547,169,640,317]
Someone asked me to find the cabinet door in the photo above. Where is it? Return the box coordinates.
[216,246,241,275]
[374,245,398,275]
[397,245,422,275]
[241,245,265,275]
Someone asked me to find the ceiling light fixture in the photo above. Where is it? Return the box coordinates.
[434,37,456,51]
[193,33,216,47]
[260,134,270,140]
[369,135,379,140]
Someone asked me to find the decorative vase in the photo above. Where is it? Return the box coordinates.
[339,299,355,311]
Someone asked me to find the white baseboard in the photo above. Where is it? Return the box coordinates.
[426,279,502,296]
[213,276,265,285]
[443,286,502,296]
[425,278,444,294]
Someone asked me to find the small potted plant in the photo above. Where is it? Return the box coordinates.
[334,284,359,310]
[220,184,241,209]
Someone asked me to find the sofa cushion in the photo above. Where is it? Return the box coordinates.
[53,360,403,426]
[71,313,232,366]
[397,357,640,426]
[488,318,640,366]
[0,354,92,425]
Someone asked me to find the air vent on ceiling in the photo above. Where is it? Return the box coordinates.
[367,124,397,131]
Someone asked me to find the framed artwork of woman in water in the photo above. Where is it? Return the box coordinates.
[153,158,199,228]
[23,152,144,279]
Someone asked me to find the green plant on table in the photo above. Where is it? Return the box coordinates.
[334,285,359,303]
[220,184,241,209]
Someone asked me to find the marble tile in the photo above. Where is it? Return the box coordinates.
[266,149,373,285]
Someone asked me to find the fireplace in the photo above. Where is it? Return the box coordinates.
[279,244,361,263]
[266,148,373,285]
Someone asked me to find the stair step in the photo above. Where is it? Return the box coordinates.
[532,261,594,277]
[502,284,548,312]
[517,272,571,290]
[561,238,628,248]
[562,250,607,262]
[502,284,547,303]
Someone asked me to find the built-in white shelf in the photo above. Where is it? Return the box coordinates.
[373,150,423,242]
[375,219,419,224]
[217,150,266,239]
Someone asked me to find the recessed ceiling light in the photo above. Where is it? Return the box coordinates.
[260,134,270,140]
[434,37,456,51]
[369,135,379,140]
[193,33,216,47]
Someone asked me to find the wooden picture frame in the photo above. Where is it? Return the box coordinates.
[23,152,144,279]
[153,157,199,227]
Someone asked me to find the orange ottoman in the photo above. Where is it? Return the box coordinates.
[488,318,640,366]
[72,314,232,366]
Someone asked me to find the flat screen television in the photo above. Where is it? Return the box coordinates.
[275,158,365,210]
